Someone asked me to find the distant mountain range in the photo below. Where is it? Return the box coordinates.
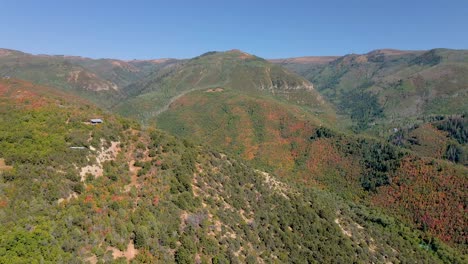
[272,48,468,131]
[2,47,466,128]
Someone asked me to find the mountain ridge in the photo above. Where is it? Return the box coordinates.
[114,49,334,123]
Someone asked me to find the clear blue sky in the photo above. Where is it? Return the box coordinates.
[1,0,467,59]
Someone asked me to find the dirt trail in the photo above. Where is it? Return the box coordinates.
[123,131,155,213]
[154,88,198,116]
[124,160,140,192]
[123,132,146,192]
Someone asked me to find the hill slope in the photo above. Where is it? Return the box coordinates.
[156,86,467,253]
[157,88,340,174]
[115,50,334,123]
[0,78,464,263]
[0,48,335,124]
[0,48,175,108]
[274,49,468,132]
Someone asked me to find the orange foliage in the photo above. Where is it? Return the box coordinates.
[373,156,467,244]
[111,195,124,202]
[306,139,344,175]
[152,196,160,206]
[0,78,90,110]
[84,195,94,203]
[0,83,8,95]
[407,124,448,159]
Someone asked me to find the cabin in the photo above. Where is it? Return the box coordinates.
[90,118,103,124]
[2,76,10,80]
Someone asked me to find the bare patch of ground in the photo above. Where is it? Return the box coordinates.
[124,160,141,192]
[106,240,138,262]
[333,210,392,260]
[256,170,292,199]
[228,49,254,59]
[110,60,140,72]
[0,158,13,171]
[80,140,120,182]
[85,255,97,264]
[205,87,224,93]
[67,70,118,91]
[0,49,12,57]
[58,192,78,204]
[334,218,352,237]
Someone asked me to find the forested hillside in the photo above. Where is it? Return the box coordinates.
[115,50,333,123]
[0,48,173,108]
[0,78,464,263]
[275,49,468,132]
[1,47,467,263]
[157,87,468,254]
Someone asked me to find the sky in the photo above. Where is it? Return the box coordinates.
[1,0,467,59]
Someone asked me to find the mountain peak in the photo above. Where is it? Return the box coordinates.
[225,49,254,58]
[0,48,27,57]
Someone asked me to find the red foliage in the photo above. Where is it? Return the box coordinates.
[373,156,467,244]
[0,83,8,95]
[84,195,94,203]
[94,207,104,214]
[306,139,346,175]
[152,196,160,206]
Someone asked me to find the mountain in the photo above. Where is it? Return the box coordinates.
[156,88,340,175]
[1,48,467,262]
[3,47,466,131]
[115,49,334,123]
[2,78,464,263]
[156,85,467,250]
[155,48,468,256]
[273,48,468,132]
[0,48,330,124]
[0,48,174,108]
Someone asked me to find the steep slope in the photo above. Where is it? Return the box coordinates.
[115,50,334,123]
[157,88,341,175]
[0,48,173,108]
[67,56,181,88]
[156,87,467,253]
[274,49,468,132]
[0,50,121,90]
[269,55,339,77]
[0,78,463,263]
[389,115,467,165]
